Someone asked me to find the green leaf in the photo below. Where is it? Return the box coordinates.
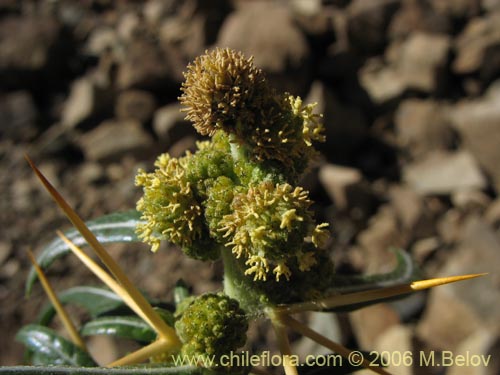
[0,366,230,375]
[36,286,126,326]
[154,308,176,328]
[332,248,421,293]
[15,325,96,367]
[174,280,191,306]
[80,316,156,343]
[26,210,144,296]
[324,249,422,313]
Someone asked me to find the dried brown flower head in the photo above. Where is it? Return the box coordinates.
[179,48,268,136]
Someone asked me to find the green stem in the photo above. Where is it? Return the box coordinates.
[221,247,266,315]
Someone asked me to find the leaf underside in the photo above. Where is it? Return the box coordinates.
[15,325,96,367]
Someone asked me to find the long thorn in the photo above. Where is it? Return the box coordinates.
[281,314,392,375]
[27,155,180,346]
[27,249,87,351]
[268,311,298,375]
[57,232,156,331]
[107,339,171,367]
[276,273,487,314]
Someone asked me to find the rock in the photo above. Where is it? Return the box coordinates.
[293,313,343,358]
[453,12,500,80]
[158,0,231,59]
[452,189,491,213]
[117,36,175,90]
[0,16,59,71]
[306,81,368,161]
[76,162,105,185]
[350,303,400,350]
[389,185,431,237]
[395,99,455,159]
[116,12,141,43]
[143,0,177,26]
[447,328,500,375]
[484,198,500,227]
[84,26,118,56]
[61,74,114,129]
[437,209,464,245]
[395,32,451,92]
[403,151,486,195]
[359,58,406,103]
[0,259,19,279]
[357,205,405,274]
[412,236,441,264]
[418,217,500,350]
[78,119,155,162]
[290,0,322,17]
[86,335,118,366]
[0,242,11,266]
[388,0,452,40]
[430,0,482,19]
[318,164,363,211]
[417,280,484,351]
[217,1,311,95]
[448,81,500,192]
[346,0,401,54]
[0,91,38,141]
[360,32,451,102]
[482,0,500,11]
[291,0,337,49]
[372,325,414,375]
[152,103,196,145]
[115,90,156,123]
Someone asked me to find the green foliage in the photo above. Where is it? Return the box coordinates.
[80,316,157,343]
[36,286,126,326]
[16,326,96,367]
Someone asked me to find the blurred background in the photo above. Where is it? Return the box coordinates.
[1,0,500,373]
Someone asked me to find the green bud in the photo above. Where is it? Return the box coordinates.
[175,293,248,362]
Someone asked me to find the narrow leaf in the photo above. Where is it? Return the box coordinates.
[15,325,96,367]
[37,286,125,326]
[331,248,420,293]
[81,316,156,343]
[26,210,144,295]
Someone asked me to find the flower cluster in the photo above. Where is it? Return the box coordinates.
[219,182,329,282]
[179,48,325,177]
[136,47,331,305]
[135,154,203,253]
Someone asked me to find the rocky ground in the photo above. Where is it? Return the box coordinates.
[1,0,500,373]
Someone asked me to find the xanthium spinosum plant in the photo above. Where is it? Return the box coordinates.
[15,48,485,375]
